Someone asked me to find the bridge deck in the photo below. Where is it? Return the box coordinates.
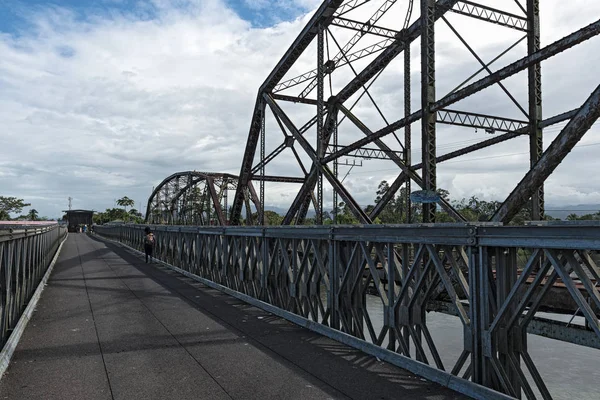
[0,234,467,400]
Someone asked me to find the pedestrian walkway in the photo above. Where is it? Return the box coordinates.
[0,234,468,400]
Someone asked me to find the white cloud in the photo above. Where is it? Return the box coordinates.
[0,0,599,220]
[0,0,312,217]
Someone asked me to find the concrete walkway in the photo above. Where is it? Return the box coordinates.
[0,234,469,400]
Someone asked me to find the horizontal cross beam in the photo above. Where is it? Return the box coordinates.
[331,16,399,38]
[451,1,528,31]
[326,145,403,160]
[437,109,528,133]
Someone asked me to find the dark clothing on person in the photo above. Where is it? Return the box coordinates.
[144,243,154,263]
[144,230,155,263]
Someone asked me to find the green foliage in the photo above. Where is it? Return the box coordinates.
[264,210,283,225]
[451,196,502,222]
[109,196,140,223]
[332,202,360,224]
[94,207,144,224]
[27,209,39,221]
[129,208,143,218]
[0,196,31,220]
[116,196,135,211]
[357,180,555,225]
[566,211,600,221]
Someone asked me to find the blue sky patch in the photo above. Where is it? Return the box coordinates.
[226,0,311,27]
[56,44,75,57]
[0,0,311,36]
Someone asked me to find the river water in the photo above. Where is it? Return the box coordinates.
[357,294,600,400]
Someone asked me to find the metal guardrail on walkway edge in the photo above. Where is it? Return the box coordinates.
[0,225,67,349]
[95,223,600,400]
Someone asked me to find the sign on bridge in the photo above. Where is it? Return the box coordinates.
[410,190,440,204]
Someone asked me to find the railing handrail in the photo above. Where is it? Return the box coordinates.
[102,222,600,250]
[94,222,600,399]
[1,224,67,350]
[0,224,62,242]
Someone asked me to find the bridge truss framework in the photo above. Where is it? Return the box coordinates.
[229,0,600,226]
[145,171,263,225]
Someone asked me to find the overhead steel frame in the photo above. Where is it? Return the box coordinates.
[230,0,600,226]
[145,171,264,226]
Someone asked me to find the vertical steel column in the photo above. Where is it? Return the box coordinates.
[496,248,521,398]
[163,187,169,223]
[333,114,339,224]
[469,245,483,384]
[527,0,543,220]
[404,39,412,223]
[260,101,266,226]
[479,247,494,389]
[387,243,396,350]
[316,24,325,225]
[328,230,339,329]
[416,0,436,362]
[421,0,437,223]
[402,243,411,354]
[223,182,228,225]
[174,177,180,224]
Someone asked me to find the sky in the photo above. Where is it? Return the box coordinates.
[1,0,599,219]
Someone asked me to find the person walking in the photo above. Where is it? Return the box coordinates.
[144,227,155,263]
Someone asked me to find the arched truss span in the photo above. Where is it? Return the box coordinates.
[145,172,260,225]
[230,0,600,226]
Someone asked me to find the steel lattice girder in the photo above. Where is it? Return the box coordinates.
[230,0,600,226]
[96,222,600,399]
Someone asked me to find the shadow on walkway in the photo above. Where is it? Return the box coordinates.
[0,234,469,400]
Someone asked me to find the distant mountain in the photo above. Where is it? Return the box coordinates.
[264,205,315,217]
[545,204,600,220]
[261,204,600,221]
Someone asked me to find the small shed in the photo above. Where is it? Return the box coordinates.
[64,210,94,232]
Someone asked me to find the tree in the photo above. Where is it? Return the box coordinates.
[117,196,135,212]
[126,208,144,224]
[565,211,600,221]
[450,196,502,222]
[264,210,283,226]
[333,202,359,224]
[375,180,390,204]
[27,209,39,221]
[117,196,135,222]
[129,208,143,217]
[93,207,129,224]
[0,196,31,220]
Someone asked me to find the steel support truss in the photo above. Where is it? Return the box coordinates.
[97,222,600,399]
[230,0,600,226]
[146,171,262,226]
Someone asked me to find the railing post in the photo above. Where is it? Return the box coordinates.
[401,243,410,355]
[469,228,487,386]
[261,227,268,302]
[496,246,522,398]
[386,241,396,351]
[328,227,339,330]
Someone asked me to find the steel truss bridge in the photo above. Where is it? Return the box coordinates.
[146,172,253,226]
[215,0,600,227]
[145,171,307,225]
[131,1,600,398]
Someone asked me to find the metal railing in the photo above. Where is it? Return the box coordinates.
[95,223,600,400]
[0,224,67,349]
